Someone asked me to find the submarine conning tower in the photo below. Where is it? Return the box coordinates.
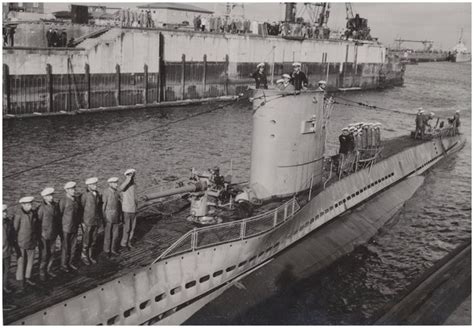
[249,89,328,200]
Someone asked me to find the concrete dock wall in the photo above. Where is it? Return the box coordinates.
[3,27,402,117]
[11,21,103,48]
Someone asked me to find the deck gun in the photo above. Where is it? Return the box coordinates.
[143,167,236,225]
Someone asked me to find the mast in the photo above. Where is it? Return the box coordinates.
[285,3,296,23]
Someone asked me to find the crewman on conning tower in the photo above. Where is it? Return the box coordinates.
[289,62,308,91]
[251,63,268,89]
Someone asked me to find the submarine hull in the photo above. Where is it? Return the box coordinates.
[12,134,464,326]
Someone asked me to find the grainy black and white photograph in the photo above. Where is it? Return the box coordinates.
[1,1,471,325]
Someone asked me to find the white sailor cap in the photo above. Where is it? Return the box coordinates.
[420,110,425,113]
[41,187,55,197]
[19,196,34,204]
[64,181,76,189]
[3,204,7,211]
[430,112,435,116]
[342,127,349,131]
[124,168,136,176]
[257,62,265,68]
[85,177,98,185]
[455,110,460,113]
[276,79,285,84]
[107,177,119,183]
[282,73,291,79]
[292,62,301,67]
[318,80,327,85]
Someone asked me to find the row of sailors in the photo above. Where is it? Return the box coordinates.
[2,169,138,293]
[339,122,382,155]
[415,109,461,139]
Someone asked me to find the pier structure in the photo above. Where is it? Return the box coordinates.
[3,23,404,118]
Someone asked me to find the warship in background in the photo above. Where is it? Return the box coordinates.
[448,29,471,63]
[389,39,449,64]
[5,87,465,325]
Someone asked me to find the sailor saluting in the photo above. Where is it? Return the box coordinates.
[251,63,268,89]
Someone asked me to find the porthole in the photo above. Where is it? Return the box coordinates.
[199,275,210,283]
[170,286,182,295]
[107,315,119,325]
[185,281,196,289]
[139,300,150,310]
[335,203,339,208]
[226,265,236,272]
[124,307,136,318]
[238,260,247,267]
[249,256,256,262]
[155,293,166,302]
[213,270,223,277]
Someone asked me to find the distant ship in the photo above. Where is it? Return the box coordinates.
[450,29,471,63]
[6,88,465,325]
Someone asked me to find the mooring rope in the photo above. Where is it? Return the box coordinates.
[3,101,238,180]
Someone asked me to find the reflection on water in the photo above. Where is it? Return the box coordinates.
[2,62,471,324]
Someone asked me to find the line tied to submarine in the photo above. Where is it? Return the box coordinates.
[332,94,416,116]
[3,101,238,180]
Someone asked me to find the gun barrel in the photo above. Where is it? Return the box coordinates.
[143,181,207,201]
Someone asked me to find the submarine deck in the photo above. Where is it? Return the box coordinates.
[3,134,427,324]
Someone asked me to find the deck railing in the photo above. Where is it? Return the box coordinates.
[153,197,300,263]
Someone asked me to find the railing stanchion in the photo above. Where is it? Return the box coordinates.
[284,204,288,220]
[191,228,197,251]
[292,198,296,214]
[240,221,246,239]
[273,210,278,226]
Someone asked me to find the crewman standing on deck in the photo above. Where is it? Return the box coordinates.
[421,112,435,138]
[120,169,138,250]
[414,109,424,139]
[102,177,122,256]
[3,204,15,293]
[81,177,102,265]
[13,196,38,289]
[338,128,354,154]
[251,63,268,89]
[37,187,60,280]
[290,62,308,91]
[59,181,81,272]
[448,110,461,135]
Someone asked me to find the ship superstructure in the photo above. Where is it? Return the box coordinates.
[5,89,465,325]
[451,29,471,63]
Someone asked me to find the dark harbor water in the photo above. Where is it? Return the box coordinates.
[2,61,471,324]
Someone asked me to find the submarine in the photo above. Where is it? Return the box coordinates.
[5,88,465,325]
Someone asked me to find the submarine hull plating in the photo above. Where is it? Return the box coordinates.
[12,133,464,325]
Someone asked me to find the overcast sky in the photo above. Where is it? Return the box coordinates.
[44,2,471,50]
